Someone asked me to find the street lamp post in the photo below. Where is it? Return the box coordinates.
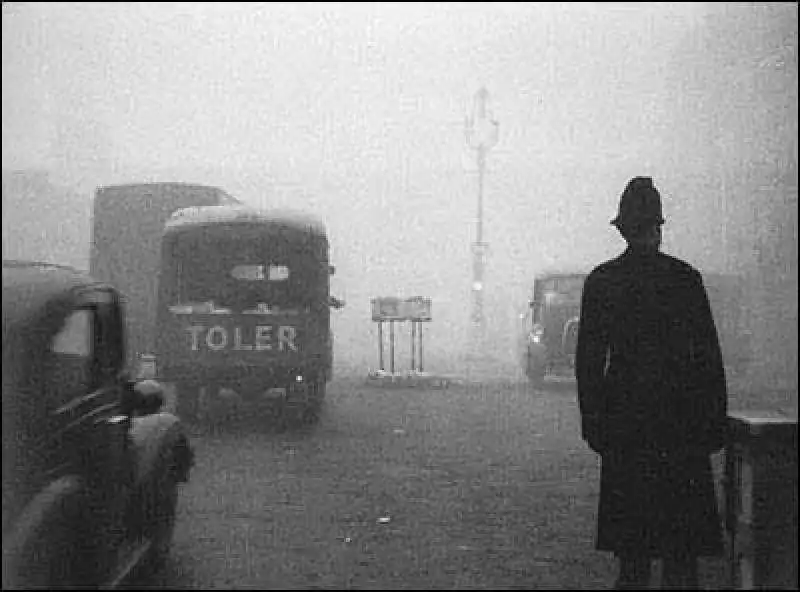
[465,87,499,359]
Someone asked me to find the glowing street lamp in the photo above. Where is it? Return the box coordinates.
[465,87,499,350]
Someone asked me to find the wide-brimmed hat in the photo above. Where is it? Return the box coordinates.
[611,176,665,228]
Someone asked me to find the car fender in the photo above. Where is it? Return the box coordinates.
[526,340,548,381]
[2,475,85,589]
[128,412,193,486]
[527,341,547,365]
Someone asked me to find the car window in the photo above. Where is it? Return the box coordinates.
[52,309,92,357]
[48,309,94,399]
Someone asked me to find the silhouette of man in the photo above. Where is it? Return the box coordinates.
[576,177,728,590]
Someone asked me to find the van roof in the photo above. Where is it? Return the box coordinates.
[96,181,230,194]
[163,204,327,236]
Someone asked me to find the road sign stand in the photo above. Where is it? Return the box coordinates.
[368,297,446,388]
[376,319,420,375]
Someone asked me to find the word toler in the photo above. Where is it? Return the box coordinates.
[187,325,299,352]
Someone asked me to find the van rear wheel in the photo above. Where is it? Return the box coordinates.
[526,362,546,390]
[175,384,210,425]
[307,378,326,421]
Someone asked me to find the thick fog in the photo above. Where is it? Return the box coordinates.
[2,3,797,403]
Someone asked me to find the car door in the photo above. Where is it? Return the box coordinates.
[44,288,133,575]
[49,289,129,456]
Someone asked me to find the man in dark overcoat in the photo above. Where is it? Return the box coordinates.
[576,177,728,589]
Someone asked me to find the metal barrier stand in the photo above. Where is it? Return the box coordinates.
[723,410,798,590]
[369,297,444,387]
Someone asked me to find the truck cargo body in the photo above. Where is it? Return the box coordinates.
[90,183,239,371]
[156,207,334,392]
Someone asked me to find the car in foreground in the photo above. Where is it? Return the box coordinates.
[2,260,194,589]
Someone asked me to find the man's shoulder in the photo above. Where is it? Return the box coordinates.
[585,251,702,287]
[582,258,620,294]
[586,254,625,280]
[655,252,703,283]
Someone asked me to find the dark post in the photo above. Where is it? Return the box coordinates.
[411,321,417,371]
[389,320,395,374]
[378,321,384,371]
[418,322,424,373]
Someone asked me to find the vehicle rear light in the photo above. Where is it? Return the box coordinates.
[529,324,544,344]
[137,354,157,380]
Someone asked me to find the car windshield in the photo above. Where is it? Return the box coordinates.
[542,276,584,298]
[167,234,326,313]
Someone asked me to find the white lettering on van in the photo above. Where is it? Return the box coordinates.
[278,326,298,352]
[188,325,205,351]
[186,325,298,352]
[233,327,253,350]
[206,326,228,351]
[254,325,273,351]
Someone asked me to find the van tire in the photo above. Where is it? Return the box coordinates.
[303,378,326,423]
[176,384,209,425]
[526,362,546,390]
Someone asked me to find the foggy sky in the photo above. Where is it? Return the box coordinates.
[2,2,797,384]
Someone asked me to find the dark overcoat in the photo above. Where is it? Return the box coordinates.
[575,248,728,558]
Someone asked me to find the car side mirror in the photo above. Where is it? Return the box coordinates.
[135,380,165,415]
[118,369,134,385]
[122,379,165,416]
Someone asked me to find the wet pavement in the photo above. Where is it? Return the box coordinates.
[138,377,728,590]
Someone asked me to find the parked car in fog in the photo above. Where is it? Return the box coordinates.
[2,260,193,589]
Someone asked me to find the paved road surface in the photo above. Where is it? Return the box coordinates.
[138,378,727,590]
